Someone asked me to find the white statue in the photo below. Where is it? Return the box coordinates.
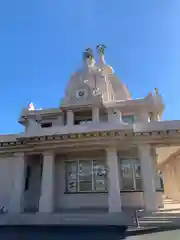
[83,48,95,67]
[28,102,35,111]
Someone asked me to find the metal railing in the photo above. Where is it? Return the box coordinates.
[133,209,145,228]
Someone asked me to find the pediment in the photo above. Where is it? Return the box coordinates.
[61,82,102,107]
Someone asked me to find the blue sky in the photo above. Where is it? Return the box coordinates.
[0,0,180,133]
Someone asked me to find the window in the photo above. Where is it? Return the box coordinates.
[120,158,142,190]
[41,122,52,128]
[74,110,92,125]
[156,171,164,190]
[75,120,92,125]
[93,160,107,192]
[122,115,135,124]
[149,112,154,122]
[65,161,78,192]
[65,160,107,193]
[25,165,31,191]
[79,161,92,191]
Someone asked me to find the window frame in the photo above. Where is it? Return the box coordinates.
[65,159,107,193]
[120,157,142,191]
[122,115,135,124]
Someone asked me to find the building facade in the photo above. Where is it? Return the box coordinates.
[1,45,178,216]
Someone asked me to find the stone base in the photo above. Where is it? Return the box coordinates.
[0,212,133,226]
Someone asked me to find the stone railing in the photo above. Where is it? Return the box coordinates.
[2,120,180,141]
[19,122,133,138]
[134,120,180,132]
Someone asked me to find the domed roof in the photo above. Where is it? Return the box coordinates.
[63,46,131,104]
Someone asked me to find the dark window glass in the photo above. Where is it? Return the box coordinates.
[25,166,31,191]
[79,161,92,192]
[41,122,52,128]
[65,161,78,192]
[120,159,142,190]
[65,160,107,193]
[122,115,135,124]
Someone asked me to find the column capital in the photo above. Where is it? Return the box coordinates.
[138,143,152,151]
[42,151,55,157]
[13,152,25,158]
[106,147,117,153]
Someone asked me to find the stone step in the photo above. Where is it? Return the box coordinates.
[0,212,133,226]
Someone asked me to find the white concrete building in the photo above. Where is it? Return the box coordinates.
[1,45,178,222]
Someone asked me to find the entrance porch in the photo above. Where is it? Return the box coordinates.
[9,144,163,214]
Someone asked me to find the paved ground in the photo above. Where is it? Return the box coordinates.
[1,198,180,239]
[0,225,180,240]
[0,225,127,240]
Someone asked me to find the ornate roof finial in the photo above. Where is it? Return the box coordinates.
[96,44,106,64]
[83,48,95,67]
[28,102,35,111]
[154,88,158,95]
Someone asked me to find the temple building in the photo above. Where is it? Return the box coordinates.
[0,45,179,222]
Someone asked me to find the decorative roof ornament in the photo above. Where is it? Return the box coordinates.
[96,44,106,64]
[154,88,158,95]
[83,48,95,67]
[28,102,35,111]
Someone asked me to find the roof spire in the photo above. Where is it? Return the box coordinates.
[96,44,106,64]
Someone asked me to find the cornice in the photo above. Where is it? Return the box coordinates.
[0,129,180,154]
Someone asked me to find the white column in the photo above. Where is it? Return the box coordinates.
[67,110,74,126]
[39,152,55,213]
[92,107,100,124]
[107,108,122,123]
[139,144,157,211]
[9,153,25,213]
[138,112,149,122]
[106,148,122,212]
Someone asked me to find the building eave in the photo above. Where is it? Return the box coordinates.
[1,128,180,155]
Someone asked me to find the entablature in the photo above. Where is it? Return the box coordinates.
[1,122,180,154]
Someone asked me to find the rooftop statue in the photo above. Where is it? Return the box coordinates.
[28,102,35,111]
[96,44,106,65]
[96,44,106,55]
[154,88,158,95]
[83,48,95,67]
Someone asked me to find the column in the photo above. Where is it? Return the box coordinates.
[67,110,74,126]
[107,108,122,123]
[92,107,100,124]
[138,144,157,211]
[138,112,149,122]
[106,148,122,212]
[39,152,55,213]
[9,153,25,213]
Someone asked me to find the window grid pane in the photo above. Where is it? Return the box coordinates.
[133,160,142,190]
[79,160,93,192]
[122,115,135,124]
[93,160,107,192]
[65,161,78,192]
[120,158,142,191]
[120,159,134,190]
[65,160,107,193]
[92,160,94,191]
